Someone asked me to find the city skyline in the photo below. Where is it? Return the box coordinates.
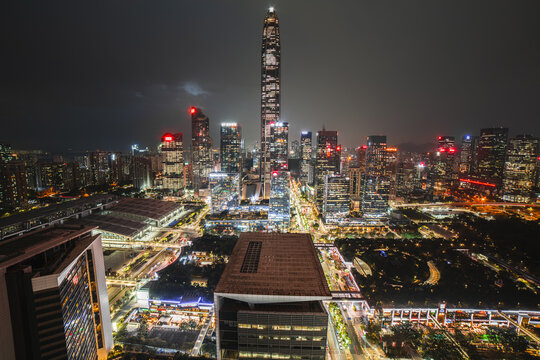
[2,1,540,153]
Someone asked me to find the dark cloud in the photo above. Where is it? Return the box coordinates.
[1,0,539,152]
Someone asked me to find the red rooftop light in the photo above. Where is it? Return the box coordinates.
[190,107,196,114]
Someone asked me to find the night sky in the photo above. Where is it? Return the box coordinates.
[2,0,539,153]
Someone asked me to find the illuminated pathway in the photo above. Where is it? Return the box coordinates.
[191,308,214,356]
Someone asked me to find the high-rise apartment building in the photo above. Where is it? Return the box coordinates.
[477,127,508,185]
[260,7,281,198]
[209,173,240,213]
[0,225,113,359]
[161,133,184,193]
[270,121,288,171]
[315,130,340,209]
[361,135,389,218]
[220,123,242,174]
[191,107,213,191]
[0,160,28,210]
[323,174,350,224]
[215,233,331,360]
[268,170,290,230]
[300,131,313,183]
[502,135,539,203]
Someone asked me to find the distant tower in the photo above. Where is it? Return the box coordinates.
[191,107,213,191]
[477,127,508,185]
[261,7,281,198]
[361,135,390,218]
[270,121,288,171]
[161,133,184,193]
[315,130,340,210]
[300,131,313,183]
[502,135,538,203]
[220,123,242,174]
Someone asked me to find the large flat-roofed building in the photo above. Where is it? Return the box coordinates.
[215,233,331,360]
[0,194,117,241]
[0,225,113,360]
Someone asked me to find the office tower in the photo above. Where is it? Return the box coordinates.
[477,127,508,184]
[270,121,288,171]
[0,160,28,210]
[361,135,389,218]
[300,131,313,183]
[315,130,340,209]
[0,225,113,359]
[260,7,281,198]
[502,135,539,203]
[356,145,367,168]
[323,174,350,224]
[349,166,362,198]
[460,134,473,174]
[220,123,242,174]
[209,173,240,213]
[191,107,213,191]
[161,133,184,193]
[432,136,457,192]
[268,170,290,230]
[290,139,301,158]
[215,233,331,360]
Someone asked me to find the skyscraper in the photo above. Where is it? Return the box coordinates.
[268,170,290,230]
[300,131,313,183]
[0,225,113,359]
[361,135,390,218]
[220,123,242,174]
[432,136,457,192]
[477,127,508,185]
[270,121,288,171]
[191,107,213,191]
[323,174,350,224]
[161,133,184,193]
[315,130,340,209]
[260,7,281,198]
[459,134,473,174]
[502,135,539,203]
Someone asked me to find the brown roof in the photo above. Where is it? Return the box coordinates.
[215,233,331,298]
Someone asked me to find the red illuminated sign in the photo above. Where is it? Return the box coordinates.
[190,107,196,114]
[162,133,174,142]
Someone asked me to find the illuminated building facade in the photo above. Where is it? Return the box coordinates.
[270,121,288,171]
[502,135,539,203]
[220,123,242,174]
[191,107,213,191]
[300,131,313,183]
[0,225,113,360]
[477,127,508,185]
[161,133,184,193]
[260,7,281,198]
[432,136,457,192]
[209,173,240,213]
[268,170,290,230]
[361,135,389,218]
[0,160,28,210]
[349,166,362,199]
[315,130,340,209]
[323,174,350,224]
[459,134,473,174]
[215,233,331,360]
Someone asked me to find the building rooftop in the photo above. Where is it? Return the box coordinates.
[0,224,96,269]
[111,198,182,221]
[215,233,331,298]
[76,213,149,238]
[0,194,116,228]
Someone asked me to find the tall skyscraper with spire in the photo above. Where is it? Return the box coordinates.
[260,7,281,198]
